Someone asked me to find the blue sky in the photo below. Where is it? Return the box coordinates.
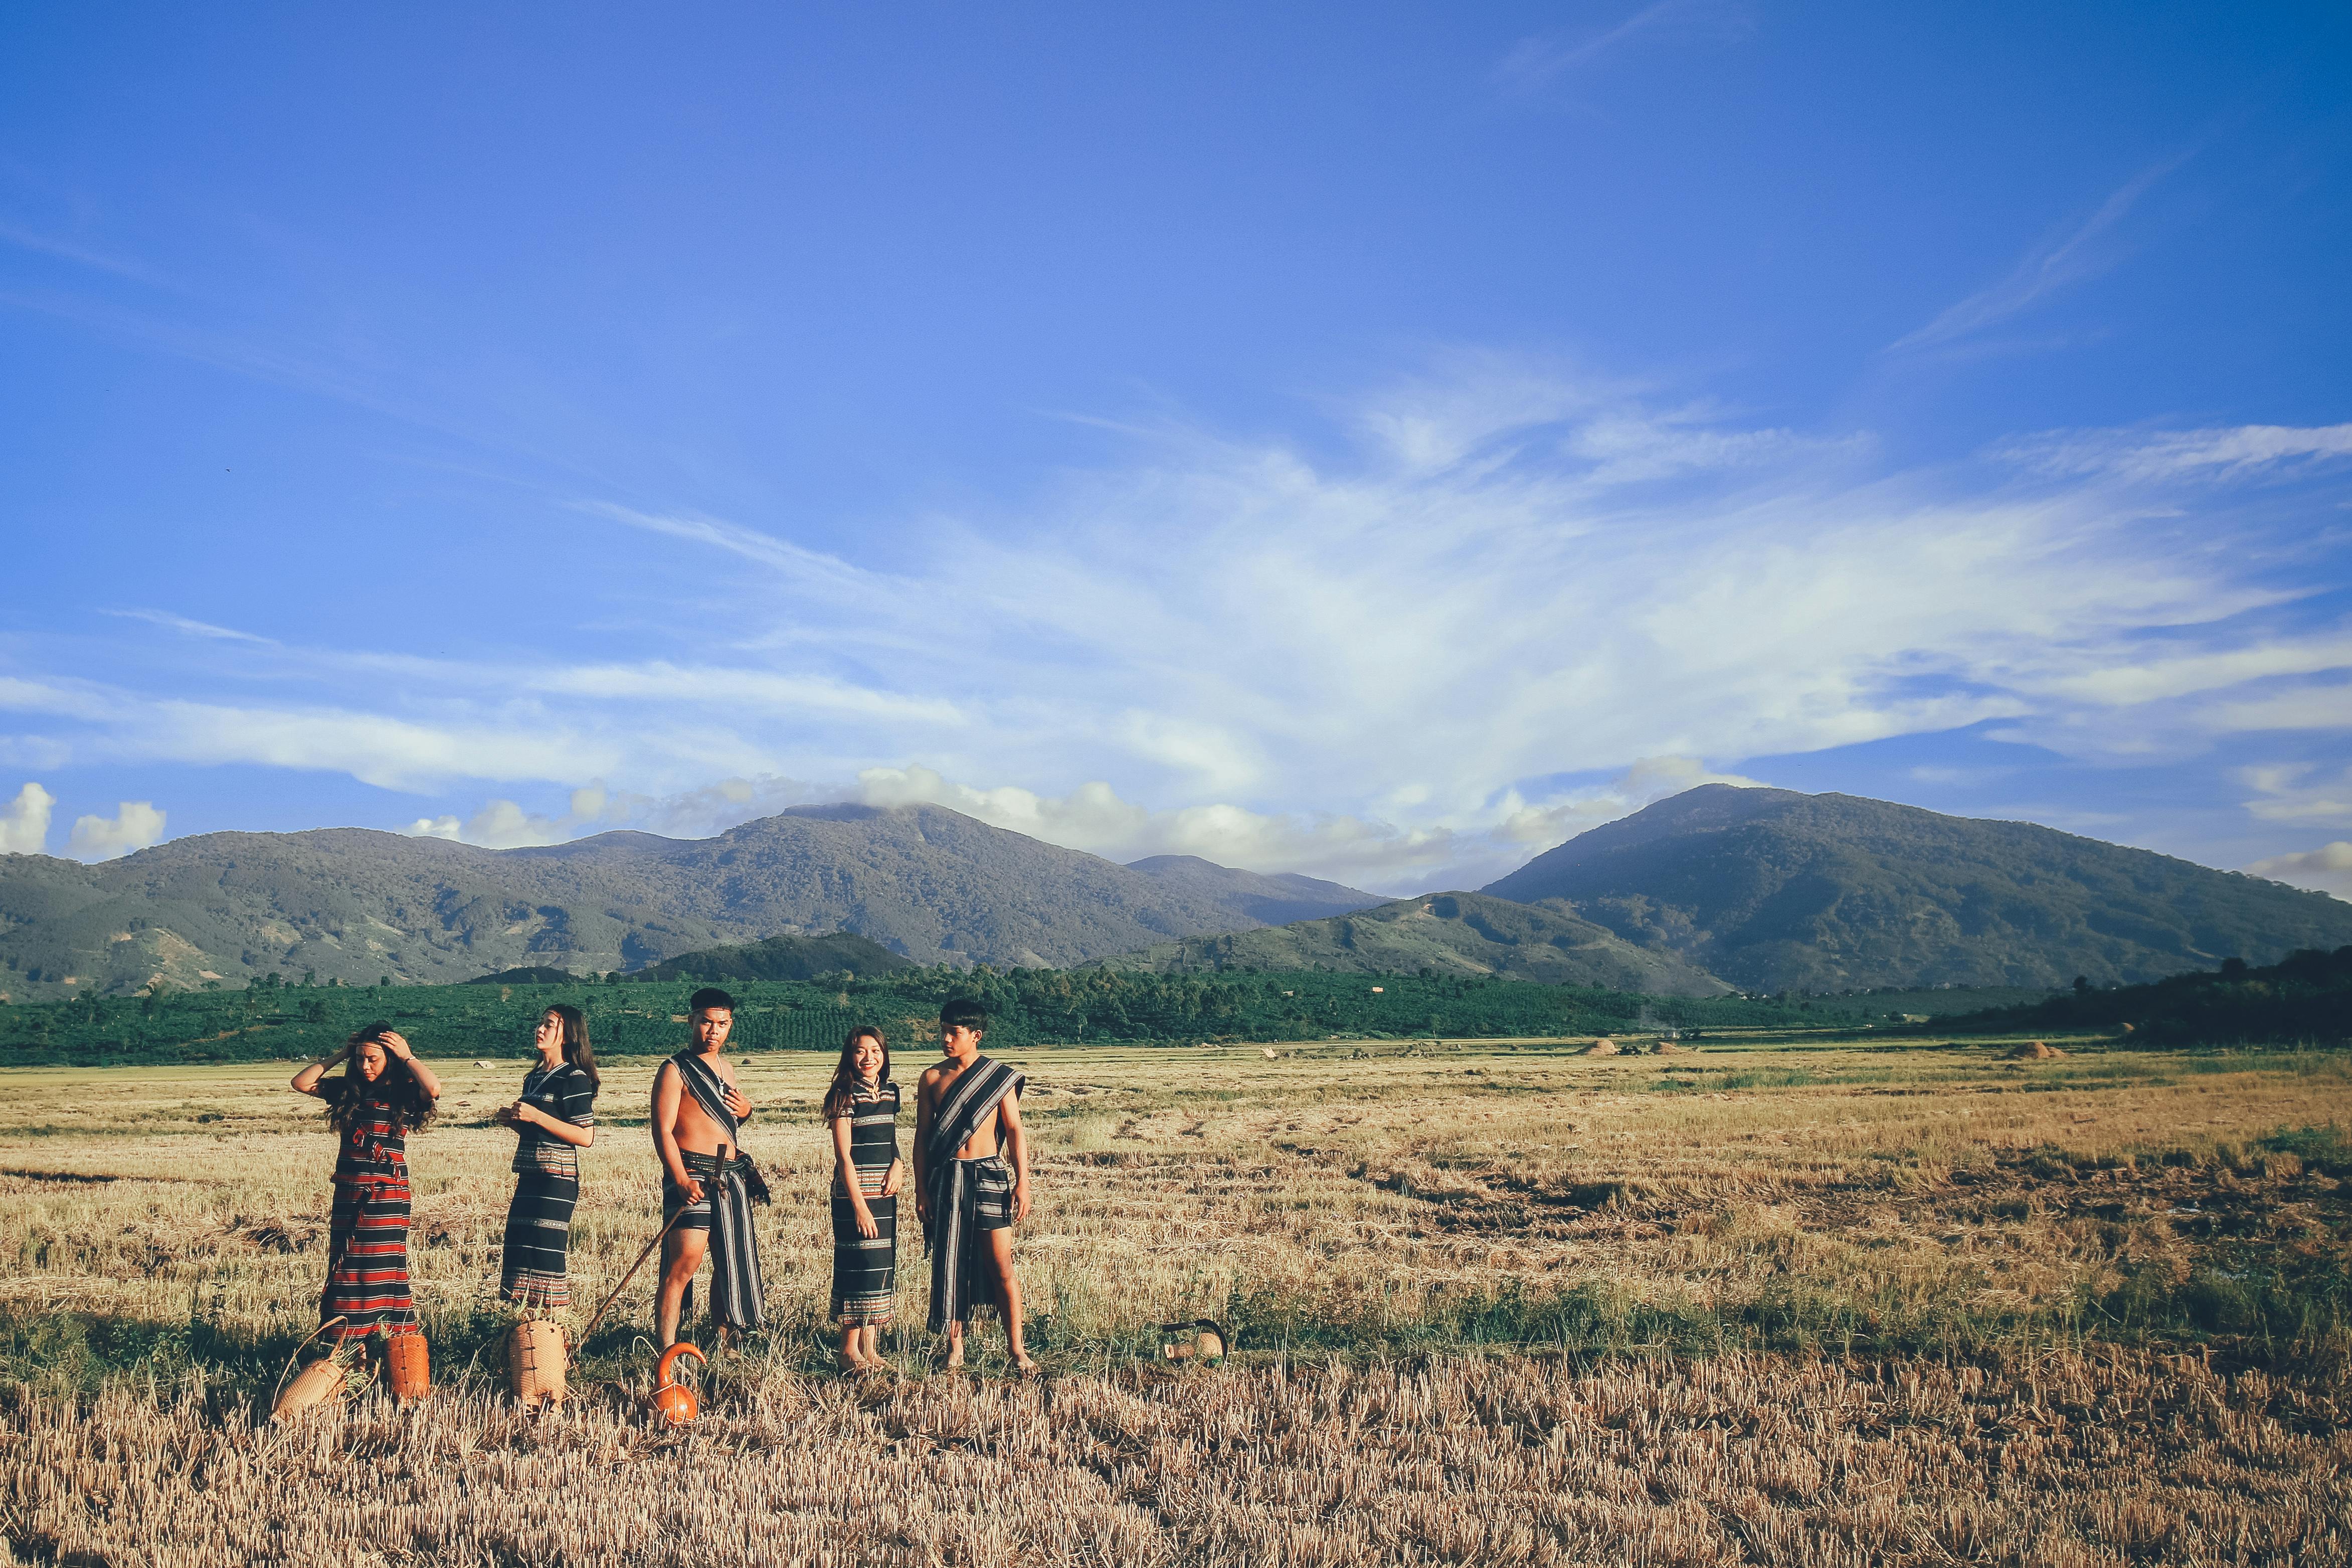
[4,2,2350,898]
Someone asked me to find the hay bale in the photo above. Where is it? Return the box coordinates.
[1583,1038,1618,1057]
[2007,1040,2065,1060]
[1260,1047,1279,1060]
[1655,1041,1687,1055]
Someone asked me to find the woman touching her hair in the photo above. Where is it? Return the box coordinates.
[291,1024,441,1343]
[493,1004,599,1310]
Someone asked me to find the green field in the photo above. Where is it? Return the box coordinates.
[0,964,2055,1069]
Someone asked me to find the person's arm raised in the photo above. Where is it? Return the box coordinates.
[378,1032,441,1100]
[290,1042,350,1097]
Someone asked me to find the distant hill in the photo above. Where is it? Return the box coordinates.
[0,805,1351,998]
[1484,785,2352,992]
[1943,945,2352,1045]
[463,966,584,986]
[1097,890,1733,996]
[1125,855,1382,925]
[627,931,913,983]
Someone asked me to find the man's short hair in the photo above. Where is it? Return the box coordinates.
[940,996,988,1032]
[688,987,737,1017]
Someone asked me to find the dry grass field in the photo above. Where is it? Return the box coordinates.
[2,1034,2347,1564]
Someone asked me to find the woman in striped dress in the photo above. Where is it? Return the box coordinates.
[493,1004,598,1310]
[291,1024,441,1344]
[825,1026,904,1371]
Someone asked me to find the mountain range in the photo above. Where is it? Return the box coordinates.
[1481,785,2352,991]
[4,784,2346,1003]
[1095,889,1732,995]
[0,805,1380,1000]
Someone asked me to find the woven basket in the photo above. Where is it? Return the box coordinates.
[385,1331,431,1403]
[507,1319,568,1409]
[272,1356,352,1423]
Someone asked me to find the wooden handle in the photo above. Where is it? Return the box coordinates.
[573,1208,689,1360]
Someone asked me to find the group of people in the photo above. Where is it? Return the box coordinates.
[287,989,1036,1375]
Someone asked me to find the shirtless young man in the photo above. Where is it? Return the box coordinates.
[913,997,1035,1373]
[651,988,762,1347]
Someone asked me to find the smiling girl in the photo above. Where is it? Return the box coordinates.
[823,1026,904,1371]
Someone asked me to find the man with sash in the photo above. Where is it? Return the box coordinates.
[652,987,766,1347]
[914,996,1036,1374]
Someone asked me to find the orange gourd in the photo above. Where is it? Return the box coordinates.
[649,1341,705,1426]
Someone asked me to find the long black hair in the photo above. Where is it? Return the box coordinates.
[544,1003,599,1087]
[820,1026,890,1121]
[322,1021,437,1136]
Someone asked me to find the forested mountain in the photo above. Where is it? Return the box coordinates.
[1098,890,1733,996]
[626,930,914,983]
[1483,785,2352,992]
[1943,945,2352,1045]
[1125,855,1381,925]
[0,805,1347,998]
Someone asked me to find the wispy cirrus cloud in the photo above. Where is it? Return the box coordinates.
[1891,155,2190,352]
[2000,423,2352,483]
[7,363,2351,890]
[1496,0,1754,91]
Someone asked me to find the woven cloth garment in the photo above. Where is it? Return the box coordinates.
[497,1168,579,1310]
[497,1062,596,1309]
[320,1096,417,1340]
[508,1062,596,1177]
[922,1056,1024,1332]
[829,1079,900,1326]
[658,1048,768,1335]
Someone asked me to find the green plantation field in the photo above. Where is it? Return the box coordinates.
[0,964,2045,1069]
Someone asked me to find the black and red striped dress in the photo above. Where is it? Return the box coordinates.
[321,1095,419,1341]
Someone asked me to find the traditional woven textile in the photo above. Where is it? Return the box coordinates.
[498,1169,579,1310]
[660,1052,766,1334]
[498,1063,596,1309]
[320,1097,417,1340]
[922,1056,1024,1332]
[829,1079,901,1326]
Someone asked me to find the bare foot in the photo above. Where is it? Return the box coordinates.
[1010,1354,1039,1379]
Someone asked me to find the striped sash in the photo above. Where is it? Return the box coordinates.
[922,1056,1025,1332]
[665,1052,766,1335]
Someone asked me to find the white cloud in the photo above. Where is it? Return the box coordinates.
[1892,156,2186,351]
[2244,842,2352,901]
[66,800,165,861]
[9,362,2352,891]
[0,781,54,854]
[1496,0,1752,90]
[855,763,1462,886]
[853,755,1764,891]
[405,774,818,850]
[2002,423,2352,483]
[2240,765,2352,827]
[1491,756,1770,849]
